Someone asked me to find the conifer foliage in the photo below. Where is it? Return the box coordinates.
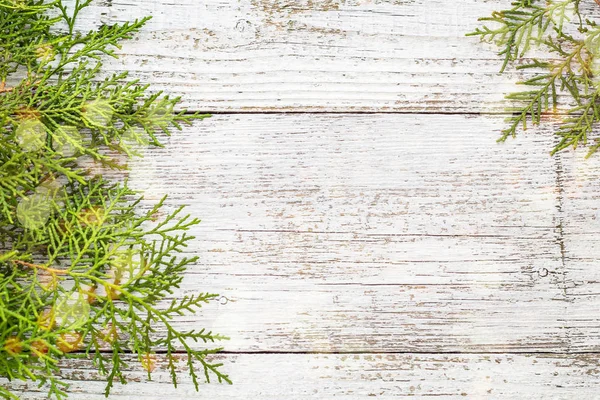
[469,0,600,157]
[0,1,229,398]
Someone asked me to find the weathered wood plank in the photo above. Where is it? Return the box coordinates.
[549,148,600,351]
[109,114,577,352]
[58,0,597,112]
[9,353,600,399]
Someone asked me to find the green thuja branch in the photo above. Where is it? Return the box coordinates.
[467,0,577,72]
[468,0,600,158]
[0,1,228,398]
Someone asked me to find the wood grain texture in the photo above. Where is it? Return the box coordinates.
[108,114,582,353]
[9,353,600,399]
[62,0,599,112]
[551,149,600,351]
[8,1,600,397]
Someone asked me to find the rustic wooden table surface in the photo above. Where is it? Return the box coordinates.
[13,0,600,398]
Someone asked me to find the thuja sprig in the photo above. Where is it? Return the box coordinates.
[468,0,578,72]
[468,0,600,158]
[0,1,229,399]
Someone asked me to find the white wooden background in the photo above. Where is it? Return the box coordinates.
[12,0,600,398]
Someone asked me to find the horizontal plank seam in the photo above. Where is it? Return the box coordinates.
[191,111,493,115]
[181,111,586,118]
[218,351,600,355]
[76,350,600,355]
